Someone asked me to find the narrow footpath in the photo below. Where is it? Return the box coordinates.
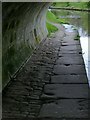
[2,24,89,119]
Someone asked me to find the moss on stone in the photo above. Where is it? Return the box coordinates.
[35,36,41,44]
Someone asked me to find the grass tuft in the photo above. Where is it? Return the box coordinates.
[74,34,80,41]
[46,22,58,36]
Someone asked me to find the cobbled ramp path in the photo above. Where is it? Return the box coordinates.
[2,25,89,119]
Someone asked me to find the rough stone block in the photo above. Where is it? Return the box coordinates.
[54,65,86,75]
[51,75,88,84]
[38,99,88,118]
[42,84,88,99]
[56,56,84,65]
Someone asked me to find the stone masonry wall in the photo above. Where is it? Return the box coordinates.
[2,2,50,88]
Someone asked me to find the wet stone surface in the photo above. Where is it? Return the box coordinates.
[2,27,63,119]
[56,56,84,65]
[39,99,88,118]
[51,75,88,84]
[41,84,88,99]
[53,65,86,75]
[2,25,89,119]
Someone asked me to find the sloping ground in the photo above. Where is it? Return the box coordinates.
[2,22,89,119]
[38,25,89,119]
[2,2,50,88]
[2,23,64,119]
[2,2,89,119]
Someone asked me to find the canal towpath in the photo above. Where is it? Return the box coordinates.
[2,23,89,119]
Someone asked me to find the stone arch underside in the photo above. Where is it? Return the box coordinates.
[2,2,51,88]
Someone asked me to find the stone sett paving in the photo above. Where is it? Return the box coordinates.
[2,25,90,120]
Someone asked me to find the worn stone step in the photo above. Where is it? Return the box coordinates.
[56,56,84,65]
[59,50,82,54]
[53,65,86,75]
[38,99,88,118]
[51,75,88,84]
[61,45,81,51]
[59,53,82,57]
[41,84,88,99]
[61,41,80,45]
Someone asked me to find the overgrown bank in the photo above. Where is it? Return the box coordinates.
[52,2,90,9]
[46,10,68,35]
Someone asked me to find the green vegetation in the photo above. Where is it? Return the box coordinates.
[46,10,59,35]
[46,22,58,36]
[46,10,70,24]
[46,10,61,23]
[46,10,69,35]
[46,2,89,36]
[52,2,70,8]
[87,1,90,7]
[74,34,80,41]
[69,2,88,9]
[52,2,89,9]
[35,36,40,44]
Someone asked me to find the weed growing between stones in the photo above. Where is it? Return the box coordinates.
[74,34,80,41]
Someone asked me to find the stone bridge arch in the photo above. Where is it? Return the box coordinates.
[2,2,51,88]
